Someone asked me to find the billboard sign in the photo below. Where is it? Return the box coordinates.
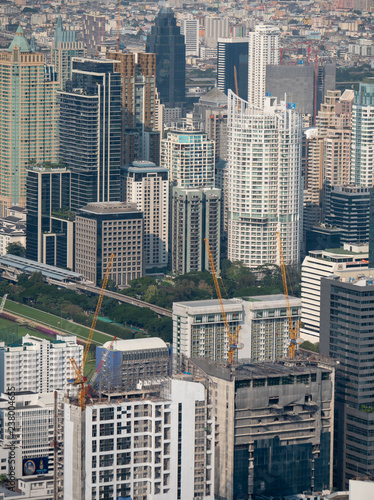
[22,457,49,476]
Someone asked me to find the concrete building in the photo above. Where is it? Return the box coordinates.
[0,207,26,256]
[301,243,370,342]
[122,161,169,270]
[75,202,143,286]
[180,15,199,57]
[0,27,58,216]
[0,334,82,394]
[227,91,302,268]
[320,275,374,489]
[351,79,374,187]
[248,25,280,108]
[217,38,249,101]
[64,378,214,500]
[205,17,229,48]
[51,15,85,90]
[96,337,170,391]
[192,357,335,500]
[171,187,221,275]
[82,13,105,56]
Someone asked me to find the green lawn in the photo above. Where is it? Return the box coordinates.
[3,300,112,345]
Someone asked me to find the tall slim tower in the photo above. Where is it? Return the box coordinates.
[217,38,249,101]
[51,15,85,90]
[227,91,302,267]
[0,27,58,216]
[146,8,186,107]
[247,25,280,108]
[180,15,199,57]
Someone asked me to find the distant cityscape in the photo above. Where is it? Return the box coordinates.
[0,0,373,499]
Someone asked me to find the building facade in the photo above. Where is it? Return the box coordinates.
[227,91,302,268]
[205,17,229,48]
[75,202,143,286]
[82,13,105,56]
[180,15,199,57]
[217,38,249,101]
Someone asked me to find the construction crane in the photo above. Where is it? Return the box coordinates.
[204,239,241,365]
[70,253,115,410]
[277,233,300,359]
[116,0,121,52]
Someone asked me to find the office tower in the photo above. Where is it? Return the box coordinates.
[107,52,159,165]
[75,202,143,286]
[320,274,374,489]
[172,187,221,275]
[173,294,300,364]
[82,13,105,56]
[326,185,371,244]
[205,16,229,48]
[301,244,370,342]
[266,63,336,120]
[146,8,186,107]
[161,129,215,188]
[64,378,214,499]
[305,225,342,254]
[217,38,249,101]
[51,15,85,90]
[248,25,280,108]
[96,337,170,390]
[180,15,199,57]
[26,165,74,268]
[227,91,302,268]
[59,58,122,210]
[303,127,323,232]
[351,79,374,187]
[191,357,334,499]
[122,161,169,270]
[0,27,59,217]
[0,334,82,394]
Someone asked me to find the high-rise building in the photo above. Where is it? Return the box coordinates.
[217,38,249,101]
[146,8,186,107]
[301,243,370,342]
[107,52,159,165]
[161,129,215,188]
[26,165,74,268]
[191,357,334,500]
[122,161,169,270]
[171,187,221,275]
[351,79,374,187]
[227,91,302,268]
[59,58,122,210]
[51,15,85,90]
[247,25,280,108]
[320,274,374,489]
[75,202,143,286]
[0,334,82,394]
[180,15,199,57]
[82,13,105,56]
[0,27,59,216]
[205,17,229,48]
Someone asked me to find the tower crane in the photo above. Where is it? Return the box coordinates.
[277,233,300,359]
[70,253,115,410]
[204,239,241,365]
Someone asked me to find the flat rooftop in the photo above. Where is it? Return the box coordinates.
[174,298,242,309]
[78,202,140,215]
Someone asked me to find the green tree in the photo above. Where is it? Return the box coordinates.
[6,242,26,258]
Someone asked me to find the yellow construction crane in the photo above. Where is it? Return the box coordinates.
[277,233,300,359]
[204,239,241,365]
[70,253,115,410]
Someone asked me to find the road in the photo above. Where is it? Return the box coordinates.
[76,284,172,318]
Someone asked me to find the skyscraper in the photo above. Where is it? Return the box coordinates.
[217,38,249,101]
[82,13,105,56]
[51,15,85,90]
[0,27,59,216]
[180,15,199,57]
[248,25,280,108]
[351,78,374,187]
[59,58,122,210]
[205,17,229,48]
[146,8,185,107]
[227,91,302,267]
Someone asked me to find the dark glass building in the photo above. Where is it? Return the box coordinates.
[146,8,185,107]
[217,38,248,101]
[59,58,122,210]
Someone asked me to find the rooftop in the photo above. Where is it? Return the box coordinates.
[102,337,168,352]
[78,202,140,215]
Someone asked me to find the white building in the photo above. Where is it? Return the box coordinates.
[301,243,370,342]
[161,129,215,189]
[205,17,229,48]
[248,24,280,108]
[123,161,169,270]
[180,15,199,57]
[0,334,82,394]
[64,378,214,500]
[227,90,302,268]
